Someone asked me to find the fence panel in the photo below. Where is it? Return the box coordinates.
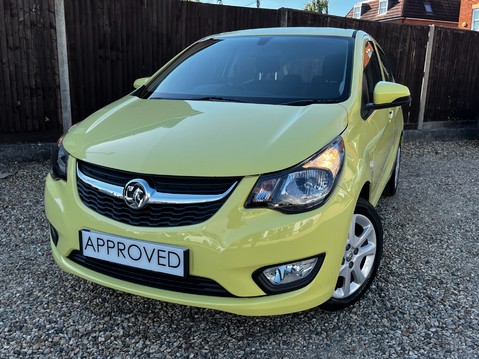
[425,27,479,122]
[0,0,61,141]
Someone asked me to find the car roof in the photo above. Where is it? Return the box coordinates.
[210,27,358,39]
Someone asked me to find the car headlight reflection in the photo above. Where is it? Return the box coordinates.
[246,137,345,213]
[50,135,69,181]
[263,257,318,285]
[253,255,325,294]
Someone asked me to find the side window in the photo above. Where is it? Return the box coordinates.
[377,47,394,82]
[361,41,383,118]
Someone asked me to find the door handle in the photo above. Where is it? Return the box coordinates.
[388,110,394,119]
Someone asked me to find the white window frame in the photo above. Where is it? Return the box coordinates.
[378,0,388,15]
[353,5,362,19]
[473,9,479,31]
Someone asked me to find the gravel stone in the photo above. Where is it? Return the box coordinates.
[1,140,479,358]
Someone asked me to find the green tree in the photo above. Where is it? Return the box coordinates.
[304,0,329,14]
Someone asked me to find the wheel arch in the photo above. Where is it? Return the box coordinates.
[358,182,371,203]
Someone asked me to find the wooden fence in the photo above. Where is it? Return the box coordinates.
[1,0,478,142]
[63,0,280,124]
[426,26,479,123]
[0,0,61,142]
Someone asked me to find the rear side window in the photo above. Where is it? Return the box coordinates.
[377,46,394,82]
[361,41,383,118]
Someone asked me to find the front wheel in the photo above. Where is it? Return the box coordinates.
[321,198,383,311]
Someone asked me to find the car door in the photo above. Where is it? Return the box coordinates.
[361,40,394,197]
[377,45,404,144]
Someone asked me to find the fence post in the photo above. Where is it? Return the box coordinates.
[54,0,72,132]
[417,25,435,130]
[279,8,289,27]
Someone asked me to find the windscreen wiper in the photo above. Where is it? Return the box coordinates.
[280,99,336,106]
[189,96,246,103]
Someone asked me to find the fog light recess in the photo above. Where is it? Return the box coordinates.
[253,254,325,294]
[50,224,59,246]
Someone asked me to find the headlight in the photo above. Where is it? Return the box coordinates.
[50,135,69,181]
[245,137,345,213]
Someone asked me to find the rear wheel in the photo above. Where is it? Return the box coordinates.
[383,144,401,197]
[321,198,383,311]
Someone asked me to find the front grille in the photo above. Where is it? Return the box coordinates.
[69,251,234,297]
[76,161,240,227]
[78,161,237,194]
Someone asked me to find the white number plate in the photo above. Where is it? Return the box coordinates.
[80,230,188,277]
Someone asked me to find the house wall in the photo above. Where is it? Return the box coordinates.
[459,0,479,29]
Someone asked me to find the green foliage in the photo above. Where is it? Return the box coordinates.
[304,0,329,14]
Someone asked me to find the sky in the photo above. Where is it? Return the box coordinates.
[201,0,357,17]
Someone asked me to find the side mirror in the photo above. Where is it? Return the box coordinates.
[133,77,150,89]
[366,81,410,110]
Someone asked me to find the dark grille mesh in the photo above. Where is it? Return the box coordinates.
[69,251,234,297]
[76,161,239,227]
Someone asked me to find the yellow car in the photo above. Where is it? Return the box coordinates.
[45,27,410,316]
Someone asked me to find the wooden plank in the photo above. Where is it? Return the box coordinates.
[129,0,136,88]
[32,0,47,132]
[0,0,9,133]
[39,0,57,132]
[12,0,28,131]
[17,0,32,132]
[4,0,21,133]
[112,0,123,99]
[150,0,158,74]
[127,0,133,85]
[23,0,39,132]
[83,0,95,118]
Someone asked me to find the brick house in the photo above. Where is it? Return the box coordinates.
[346,0,460,28]
[458,0,479,30]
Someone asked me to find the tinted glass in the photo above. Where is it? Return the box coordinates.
[142,36,354,105]
[378,46,394,82]
[362,42,383,118]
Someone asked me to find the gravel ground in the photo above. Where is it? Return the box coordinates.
[1,140,478,358]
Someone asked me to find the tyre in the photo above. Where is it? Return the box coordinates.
[383,144,401,197]
[321,198,383,311]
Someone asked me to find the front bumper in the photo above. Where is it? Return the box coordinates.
[45,160,355,316]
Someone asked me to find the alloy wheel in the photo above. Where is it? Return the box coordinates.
[332,213,377,299]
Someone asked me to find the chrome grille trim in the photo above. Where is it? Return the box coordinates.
[76,163,238,205]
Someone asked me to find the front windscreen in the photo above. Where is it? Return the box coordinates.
[142,35,354,105]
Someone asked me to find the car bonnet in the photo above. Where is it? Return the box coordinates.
[63,96,348,177]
